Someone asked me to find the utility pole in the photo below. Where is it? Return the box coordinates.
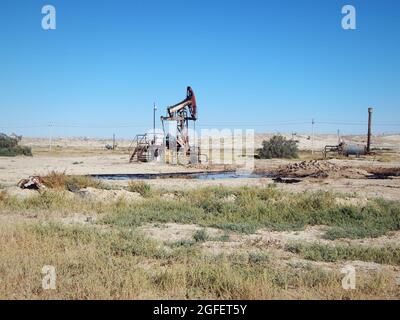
[367,107,373,153]
[337,129,340,144]
[311,118,315,156]
[153,102,157,144]
[48,123,53,152]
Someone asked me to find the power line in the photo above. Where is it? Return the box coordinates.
[1,121,400,129]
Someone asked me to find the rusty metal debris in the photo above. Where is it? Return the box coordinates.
[17,176,45,190]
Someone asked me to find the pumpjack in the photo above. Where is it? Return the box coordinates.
[161,86,197,156]
[129,87,199,164]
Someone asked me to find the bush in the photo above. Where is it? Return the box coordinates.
[248,252,269,264]
[14,146,32,156]
[0,133,18,148]
[0,133,32,157]
[258,135,299,159]
[127,181,152,197]
[41,171,104,190]
[193,229,209,242]
[0,146,32,157]
[286,242,400,266]
[0,148,16,157]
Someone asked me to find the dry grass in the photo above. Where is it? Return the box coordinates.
[0,222,399,300]
[41,171,104,191]
[127,181,152,197]
[1,185,400,239]
[0,190,7,201]
[1,185,400,299]
[30,145,130,157]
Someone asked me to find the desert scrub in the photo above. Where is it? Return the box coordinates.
[248,252,269,264]
[316,198,400,239]
[127,181,152,197]
[167,230,229,248]
[0,222,399,299]
[193,229,209,242]
[0,189,73,212]
[0,189,116,216]
[1,185,400,239]
[286,242,400,266]
[102,199,205,228]
[102,187,400,238]
[32,223,168,259]
[40,171,105,191]
[0,223,168,299]
[324,226,388,240]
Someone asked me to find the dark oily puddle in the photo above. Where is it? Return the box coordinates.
[366,172,400,180]
[91,171,301,183]
[366,168,400,180]
[367,174,394,180]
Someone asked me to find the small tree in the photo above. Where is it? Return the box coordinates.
[258,135,299,159]
[0,133,32,157]
[0,133,18,148]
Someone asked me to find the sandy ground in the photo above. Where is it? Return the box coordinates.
[19,133,400,151]
[0,154,204,186]
[0,133,396,206]
[138,176,400,201]
[1,152,399,200]
[127,223,400,279]
[1,138,400,293]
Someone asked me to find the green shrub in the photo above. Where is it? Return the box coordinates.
[0,148,16,156]
[324,226,386,240]
[0,133,18,148]
[193,229,209,242]
[258,135,299,159]
[0,134,31,157]
[248,252,269,264]
[286,242,400,265]
[128,181,152,197]
[2,184,400,241]
[214,222,258,234]
[0,146,32,157]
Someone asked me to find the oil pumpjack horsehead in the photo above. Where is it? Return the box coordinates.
[161,86,197,156]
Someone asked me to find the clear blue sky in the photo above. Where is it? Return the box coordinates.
[0,0,399,138]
